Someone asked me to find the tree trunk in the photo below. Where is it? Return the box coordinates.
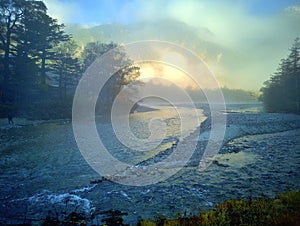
[59,67,63,99]
[3,28,11,87]
[2,24,12,103]
[296,75,300,112]
[41,49,46,84]
[63,73,67,100]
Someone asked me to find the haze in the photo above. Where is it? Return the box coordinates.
[44,0,300,91]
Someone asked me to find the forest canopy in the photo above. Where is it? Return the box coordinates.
[0,0,140,119]
[260,38,300,114]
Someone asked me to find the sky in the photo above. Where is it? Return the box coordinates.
[44,0,300,24]
[43,0,300,91]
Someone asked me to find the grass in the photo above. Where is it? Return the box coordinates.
[13,190,298,225]
[138,190,300,226]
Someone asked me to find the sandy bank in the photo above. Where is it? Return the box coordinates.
[133,110,300,169]
[202,111,300,143]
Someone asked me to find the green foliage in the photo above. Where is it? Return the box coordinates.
[81,41,141,114]
[260,38,300,114]
[139,190,300,226]
[221,87,258,103]
[51,40,81,100]
[81,42,117,72]
[0,0,72,116]
[187,87,258,103]
[0,1,140,120]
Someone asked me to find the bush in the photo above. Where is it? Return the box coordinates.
[139,190,300,226]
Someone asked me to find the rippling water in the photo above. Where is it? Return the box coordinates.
[0,105,206,224]
[97,106,205,164]
[0,104,299,225]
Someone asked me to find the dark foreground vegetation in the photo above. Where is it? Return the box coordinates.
[139,190,300,226]
[260,38,300,114]
[15,190,298,226]
[0,0,140,120]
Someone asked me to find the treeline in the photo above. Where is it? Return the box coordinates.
[260,38,300,114]
[0,0,139,119]
[187,87,257,103]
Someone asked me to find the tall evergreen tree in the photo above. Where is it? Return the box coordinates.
[17,1,69,85]
[0,0,74,118]
[51,40,81,100]
[0,0,26,98]
[81,42,140,105]
[260,38,300,113]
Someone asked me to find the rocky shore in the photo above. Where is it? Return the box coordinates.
[0,103,300,224]
[132,104,300,169]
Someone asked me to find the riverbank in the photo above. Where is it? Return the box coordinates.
[0,103,300,224]
[133,104,300,169]
[138,190,300,226]
[0,103,158,129]
[36,190,300,225]
[0,117,43,129]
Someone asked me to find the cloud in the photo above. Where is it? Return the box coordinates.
[43,0,82,24]
[158,0,300,90]
[44,0,300,90]
[285,5,300,14]
[118,0,300,90]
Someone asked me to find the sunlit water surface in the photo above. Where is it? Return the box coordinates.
[0,104,299,224]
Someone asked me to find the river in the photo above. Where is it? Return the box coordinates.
[0,103,299,225]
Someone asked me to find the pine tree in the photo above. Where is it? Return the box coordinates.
[51,40,81,100]
[0,0,26,100]
[260,38,300,113]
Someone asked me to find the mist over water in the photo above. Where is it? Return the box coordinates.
[0,104,206,222]
[1,103,300,224]
[99,106,205,165]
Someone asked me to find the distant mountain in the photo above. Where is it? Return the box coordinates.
[64,19,226,60]
[65,19,247,91]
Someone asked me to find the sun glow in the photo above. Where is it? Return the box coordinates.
[138,62,198,90]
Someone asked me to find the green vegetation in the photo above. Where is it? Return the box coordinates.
[0,0,140,119]
[38,191,300,226]
[139,190,300,226]
[187,87,258,103]
[260,38,300,114]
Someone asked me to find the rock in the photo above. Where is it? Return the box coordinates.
[212,160,229,167]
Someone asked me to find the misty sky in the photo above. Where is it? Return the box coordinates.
[44,0,300,91]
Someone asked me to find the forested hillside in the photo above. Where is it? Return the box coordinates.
[260,38,300,114]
